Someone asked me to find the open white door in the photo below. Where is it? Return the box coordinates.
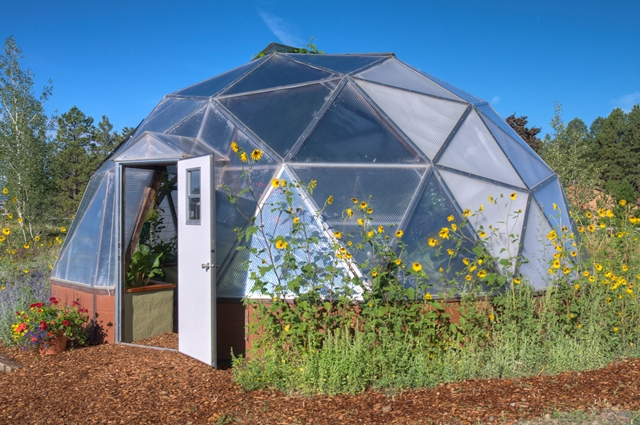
[177,154,216,367]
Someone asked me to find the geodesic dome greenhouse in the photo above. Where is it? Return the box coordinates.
[52,43,571,299]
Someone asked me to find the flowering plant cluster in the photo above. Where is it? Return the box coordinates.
[11,297,89,350]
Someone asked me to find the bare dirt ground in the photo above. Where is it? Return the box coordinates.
[2,334,640,425]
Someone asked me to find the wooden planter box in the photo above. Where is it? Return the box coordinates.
[123,282,176,343]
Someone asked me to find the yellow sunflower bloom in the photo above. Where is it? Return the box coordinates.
[230,141,239,152]
[251,149,263,161]
[346,208,354,218]
[293,217,300,224]
[239,152,248,162]
[620,199,627,206]
[439,227,450,240]
[357,218,364,226]
[359,201,368,210]
[334,231,342,239]
[395,230,403,238]
[271,179,281,188]
[1,188,7,195]
[412,262,422,272]
[366,208,373,214]
[447,215,454,222]
[477,269,487,278]
[275,240,288,250]
[377,225,384,233]
[428,238,437,247]
[351,198,358,204]
[510,193,517,200]
[2,228,9,236]
[424,293,432,300]
[327,195,334,205]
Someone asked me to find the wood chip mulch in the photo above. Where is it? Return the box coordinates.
[2,335,640,425]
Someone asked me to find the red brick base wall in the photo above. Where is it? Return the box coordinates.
[50,280,116,344]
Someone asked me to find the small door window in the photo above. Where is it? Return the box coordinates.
[186,168,200,225]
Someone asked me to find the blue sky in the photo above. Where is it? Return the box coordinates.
[2,0,638,137]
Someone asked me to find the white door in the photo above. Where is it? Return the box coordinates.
[177,154,216,367]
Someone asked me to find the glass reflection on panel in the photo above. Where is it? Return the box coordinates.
[187,168,201,224]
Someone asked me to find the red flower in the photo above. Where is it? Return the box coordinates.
[72,300,80,306]
[80,308,88,313]
[62,320,70,327]
[39,321,47,330]
[49,297,59,305]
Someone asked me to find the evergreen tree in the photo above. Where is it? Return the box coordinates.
[591,105,640,197]
[506,113,542,153]
[50,106,97,217]
[0,36,53,239]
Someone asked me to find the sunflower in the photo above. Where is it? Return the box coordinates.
[351,198,358,204]
[395,230,403,238]
[439,227,450,240]
[334,231,342,239]
[462,209,471,217]
[251,149,263,161]
[271,179,281,188]
[428,238,437,247]
[293,217,300,224]
[477,269,487,278]
[357,218,364,226]
[412,262,422,272]
[2,228,10,236]
[377,225,384,234]
[510,192,517,201]
[275,240,288,250]
[230,141,239,152]
[327,195,334,205]
[239,152,248,162]
[1,188,7,195]
[346,208,354,218]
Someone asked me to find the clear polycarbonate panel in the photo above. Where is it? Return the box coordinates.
[123,168,155,247]
[134,98,207,136]
[199,105,236,156]
[518,201,555,290]
[219,170,350,299]
[94,170,117,286]
[402,176,476,294]
[166,106,207,138]
[215,189,256,268]
[355,59,463,101]
[533,177,572,232]
[287,54,385,74]
[51,172,111,286]
[173,58,266,97]
[439,169,528,272]
[417,71,485,105]
[292,83,423,164]
[290,166,425,224]
[200,106,278,166]
[216,246,252,298]
[477,104,540,157]
[219,83,332,158]
[437,110,525,188]
[115,132,214,161]
[481,115,554,189]
[222,55,336,95]
[357,80,467,160]
[220,166,278,203]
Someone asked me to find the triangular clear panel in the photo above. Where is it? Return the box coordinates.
[199,106,277,165]
[173,58,266,97]
[219,83,332,158]
[356,58,462,101]
[287,54,384,74]
[437,110,525,188]
[417,71,485,105]
[292,83,424,163]
[222,55,336,95]
[167,106,207,138]
[134,98,207,136]
[481,114,554,189]
[52,172,112,286]
[402,175,477,295]
[477,104,540,156]
[518,201,555,290]
[357,80,467,160]
[290,166,425,225]
[533,177,572,231]
[116,132,213,161]
[217,169,349,299]
[439,169,528,271]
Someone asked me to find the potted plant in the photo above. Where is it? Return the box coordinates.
[11,297,89,355]
[123,243,175,343]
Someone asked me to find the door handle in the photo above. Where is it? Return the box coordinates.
[201,262,211,271]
